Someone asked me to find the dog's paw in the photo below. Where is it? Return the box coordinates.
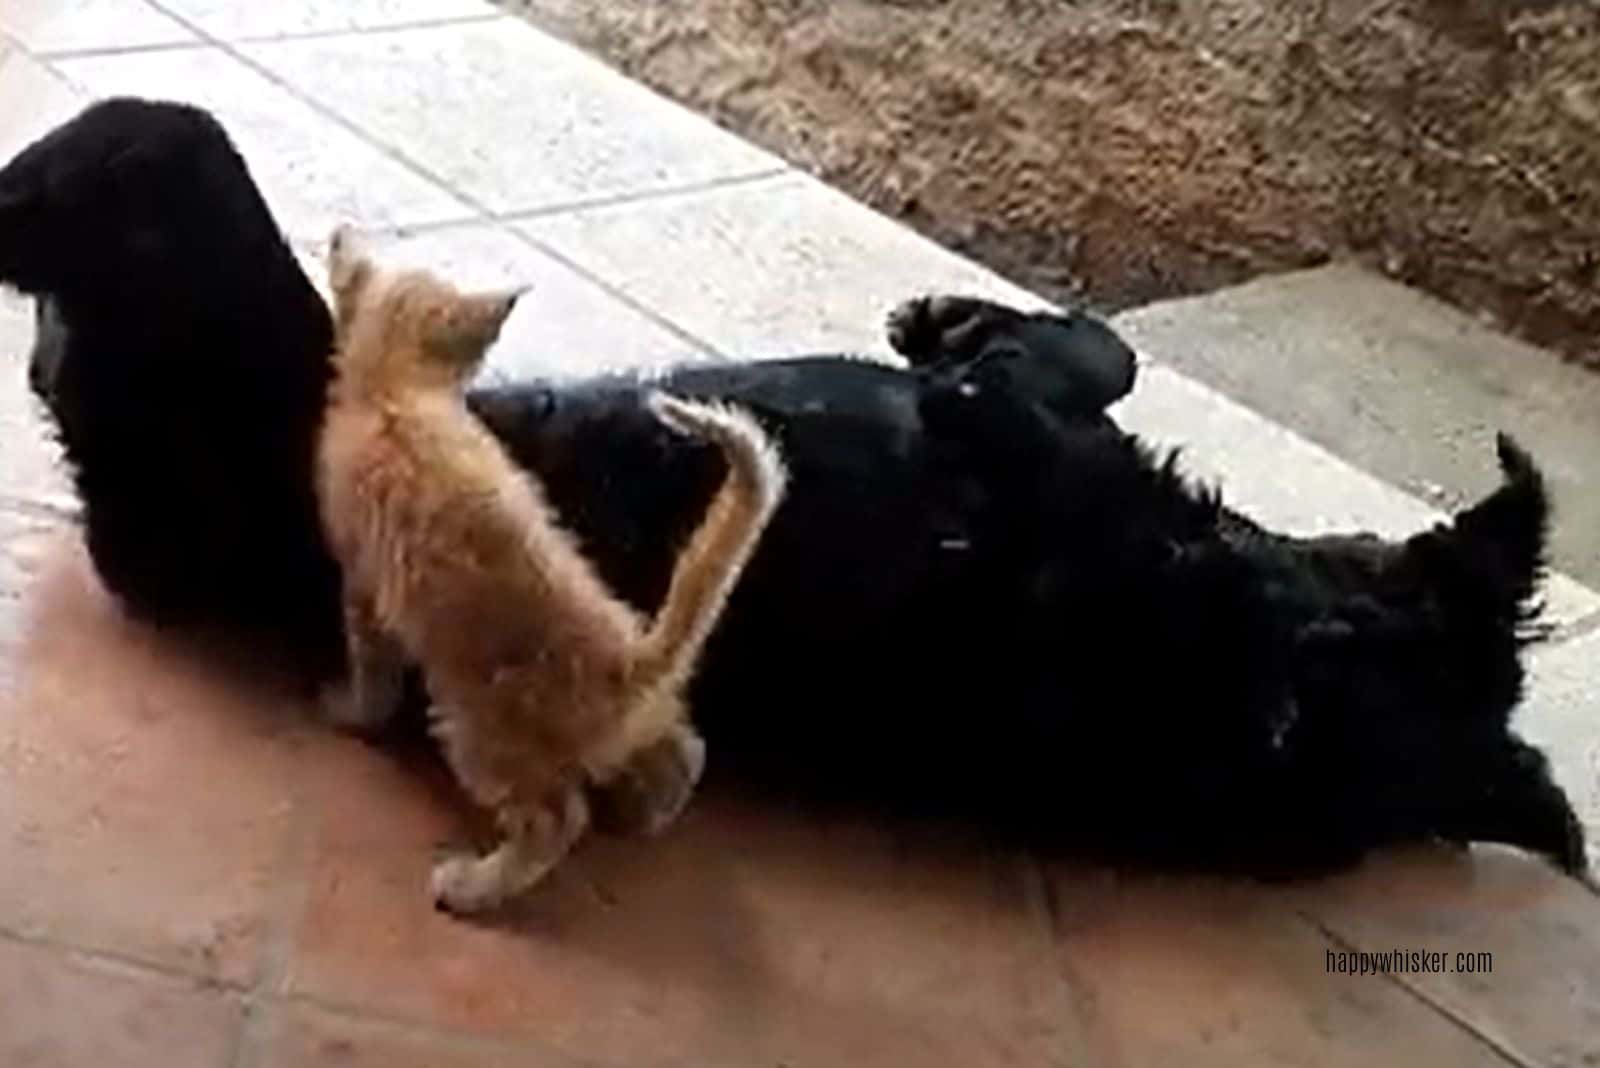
[887,294,1023,366]
[886,296,939,362]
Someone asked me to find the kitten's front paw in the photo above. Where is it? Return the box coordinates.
[430,853,502,915]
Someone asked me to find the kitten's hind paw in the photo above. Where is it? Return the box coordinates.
[431,853,509,915]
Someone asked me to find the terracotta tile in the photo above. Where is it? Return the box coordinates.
[0,505,66,607]
[1043,864,1510,1067]
[286,745,1076,1067]
[250,1002,574,1068]
[0,541,323,985]
[0,507,67,706]
[0,936,237,1068]
[1293,846,1600,1067]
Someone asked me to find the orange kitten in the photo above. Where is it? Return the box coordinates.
[315,226,787,913]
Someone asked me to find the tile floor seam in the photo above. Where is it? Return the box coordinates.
[0,919,249,995]
[1293,910,1540,1068]
[222,11,510,47]
[337,212,503,242]
[27,38,202,62]
[0,22,63,68]
[135,0,490,227]
[226,783,321,1068]
[491,166,794,224]
[1018,853,1099,1068]
[266,988,606,1066]
[508,226,732,362]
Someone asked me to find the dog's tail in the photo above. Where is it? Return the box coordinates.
[629,393,788,690]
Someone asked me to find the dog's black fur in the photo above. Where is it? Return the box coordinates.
[2,98,1585,879]
[2,100,342,668]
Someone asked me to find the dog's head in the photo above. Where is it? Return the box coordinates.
[0,97,287,309]
[2,97,333,421]
[327,225,524,392]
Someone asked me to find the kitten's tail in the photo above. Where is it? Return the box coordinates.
[630,392,788,690]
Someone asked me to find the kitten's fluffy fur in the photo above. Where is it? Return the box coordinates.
[316,227,787,912]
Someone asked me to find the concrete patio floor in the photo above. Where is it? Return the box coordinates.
[2,2,1598,1065]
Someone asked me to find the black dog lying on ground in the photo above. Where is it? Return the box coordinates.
[2,97,1585,879]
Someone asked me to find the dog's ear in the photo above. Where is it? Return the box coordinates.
[0,187,21,279]
[326,224,373,311]
[429,285,526,366]
[0,166,44,288]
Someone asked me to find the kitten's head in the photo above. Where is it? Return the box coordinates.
[326,224,525,391]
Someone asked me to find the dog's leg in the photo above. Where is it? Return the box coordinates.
[887,295,1028,367]
[918,366,1074,481]
[319,592,407,733]
[1438,740,1588,877]
[589,722,707,837]
[917,372,1075,549]
[432,786,591,914]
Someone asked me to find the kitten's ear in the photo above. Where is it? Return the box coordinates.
[441,285,527,355]
[326,224,373,307]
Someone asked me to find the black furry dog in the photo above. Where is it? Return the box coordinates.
[2,98,1585,879]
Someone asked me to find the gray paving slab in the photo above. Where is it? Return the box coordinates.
[301,222,706,382]
[240,19,784,216]
[1114,263,1600,592]
[0,39,85,164]
[151,0,498,40]
[1,0,194,55]
[518,171,1055,360]
[52,44,474,244]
